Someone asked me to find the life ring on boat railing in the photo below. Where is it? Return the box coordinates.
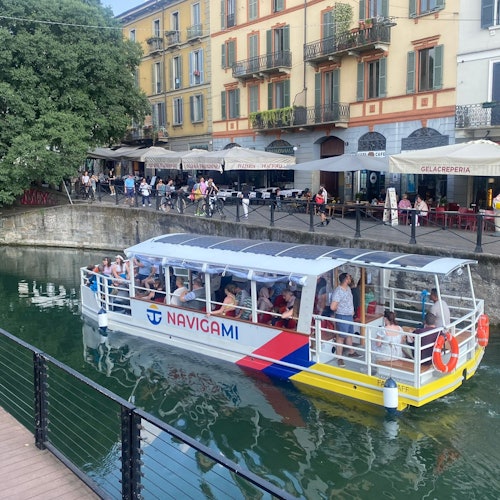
[477,314,490,347]
[432,332,459,373]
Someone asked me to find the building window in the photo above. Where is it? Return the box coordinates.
[221,40,236,69]
[357,59,386,100]
[406,45,443,93]
[273,0,284,12]
[248,85,259,113]
[152,102,166,128]
[153,62,163,94]
[173,97,183,125]
[409,0,444,18]
[221,0,236,29]
[190,94,204,123]
[172,56,181,90]
[153,18,161,37]
[221,89,240,119]
[190,49,204,85]
[481,0,500,28]
[129,29,136,42]
[248,0,258,20]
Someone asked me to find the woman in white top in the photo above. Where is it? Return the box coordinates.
[375,310,405,362]
[171,276,188,306]
[414,195,428,226]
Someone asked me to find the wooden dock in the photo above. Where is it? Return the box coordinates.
[0,407,100,499]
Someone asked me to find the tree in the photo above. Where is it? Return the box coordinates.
[0,0,151,204]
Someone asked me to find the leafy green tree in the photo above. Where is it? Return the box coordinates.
[0,0,151,204]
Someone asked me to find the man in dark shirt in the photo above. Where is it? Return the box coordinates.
[405,312,438,364]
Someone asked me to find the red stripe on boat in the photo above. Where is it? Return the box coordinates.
[237,332,309,370]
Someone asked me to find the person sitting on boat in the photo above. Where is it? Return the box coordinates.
[257,286,274,324]
[233,283,250,316]
[374,310,405,362]
[330,272,361,366]
[179,277,206,311]
[111,255,129,288]
[143,279,166,304]
[99,257,113,277]
[404,312,438,364]
[208,284,237,317]
[429,288,450,328]
[134,257,153,286]
[275,294,300,330]
[170,276,187,306]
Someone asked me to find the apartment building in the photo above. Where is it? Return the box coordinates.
[117,1,470,204]
[452,0,500,206]
[211,0,459,201]
[117,0,212,151]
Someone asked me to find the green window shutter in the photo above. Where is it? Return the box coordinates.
[284,79,290,107]
[151,64,155,94]
[406,51,415,94]
[359,0,365,19]
[234,89,240,118]
[379,58,387,97]
[315,72,321,108]
[433,45,443,90]
[268,82,273,109]
[228,41,235,67]
[481,0,494,29]
[356,62,364,101]
[409,0,417,18]
[332,68,340,102]
[266,29,272,54]
[221,91,226,119]
[322,11,334,38]
[200,94,204,120]
[190,96,194,122]
[381,0,389,18]
[283,25,290,51]
[221,0,226,29]
[221,44,226,68]
[159,61,164,93]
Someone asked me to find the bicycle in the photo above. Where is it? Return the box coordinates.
[159,190,187,213]
[202,195,225,218]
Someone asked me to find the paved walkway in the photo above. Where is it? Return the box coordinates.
[0,407,99,499]
[84,193,500,257]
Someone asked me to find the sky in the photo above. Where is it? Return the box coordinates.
[104,0,145,16]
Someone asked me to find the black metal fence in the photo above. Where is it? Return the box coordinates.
[0,328,296,500]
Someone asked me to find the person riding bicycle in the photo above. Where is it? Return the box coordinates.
[205,178,224,218]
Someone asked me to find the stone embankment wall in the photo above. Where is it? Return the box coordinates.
[1,205,498,324]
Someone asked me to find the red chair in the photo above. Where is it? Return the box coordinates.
[433,206,446,227]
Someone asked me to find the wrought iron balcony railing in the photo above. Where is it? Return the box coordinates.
[146,36,163,53]
[233,50,292,79]
[455,103,500,128]
[187,24,203,40]
[250,103,349,131]
[165,31,181,47]
[304,22,392,64]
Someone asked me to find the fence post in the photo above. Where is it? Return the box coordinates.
[236,197,241,222]
[34,352,48,450]
[270,202,275,227]
[121,407,142,500]
[97,182,102,202]
[354,206,361,238]
[475,213,484,253]
[409,210,417,244]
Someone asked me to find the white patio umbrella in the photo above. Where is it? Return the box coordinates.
[181,147,295,172]
[141,146,184,170]
[291,154,388,172]
[389,140,500,176]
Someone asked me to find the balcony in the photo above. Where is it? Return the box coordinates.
[165,31,181,48]
[233,50,292,80]
[146,36,163,54]
[456,102,500,129]
[187,24,203,41]
[249,103,349,131]
[304,20,393,65]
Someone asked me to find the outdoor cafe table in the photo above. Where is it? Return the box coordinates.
[327,203,384,218]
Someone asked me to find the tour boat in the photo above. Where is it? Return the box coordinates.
[80,233,488,411]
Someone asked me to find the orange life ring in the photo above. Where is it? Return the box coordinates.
[477,314,490,347]
[432,332,459,373]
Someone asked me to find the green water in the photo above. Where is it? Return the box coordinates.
[0,246,499,499]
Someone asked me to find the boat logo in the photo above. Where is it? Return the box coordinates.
[147,304,162,325]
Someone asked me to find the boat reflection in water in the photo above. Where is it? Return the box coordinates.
[81,319,494,499]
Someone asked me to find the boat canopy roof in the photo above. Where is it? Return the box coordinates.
[125,233,477,285]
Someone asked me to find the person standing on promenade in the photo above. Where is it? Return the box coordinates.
[241,186,251,219]
[330,273,361,366]
[124,174,136,206]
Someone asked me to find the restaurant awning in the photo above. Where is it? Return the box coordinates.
[290,154,388,172]
[388,140,500,176]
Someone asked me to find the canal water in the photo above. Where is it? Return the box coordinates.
[0,246,499,499]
